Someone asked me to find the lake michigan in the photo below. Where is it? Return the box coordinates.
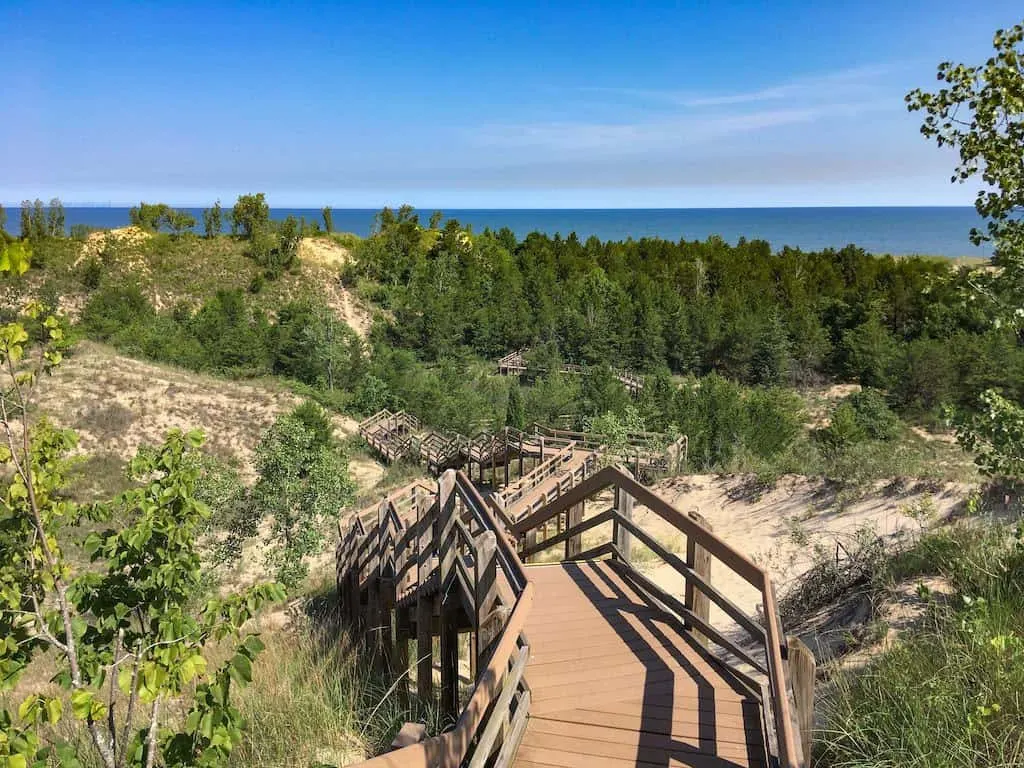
[17,206,992,259]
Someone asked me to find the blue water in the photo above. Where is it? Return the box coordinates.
[7,206,991,258]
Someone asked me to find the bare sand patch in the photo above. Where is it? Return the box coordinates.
[626,474,970,627]
[298,238,372,338]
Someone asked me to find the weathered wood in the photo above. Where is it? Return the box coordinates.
[415,593,433,701]
[613,487,634,562]
[467,644,530,768]
[393,607,410,703]
[437,471,461,720]
[685,510,712,648]
[787,635,815,766]
[565,501,584,559]
[390,722,427,751]
[365,576,382,670]
[493,690,531,768]
[520,508,614,559]
[474,531,499,667]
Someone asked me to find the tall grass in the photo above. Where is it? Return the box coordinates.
[228,593,441,768]
[819,521,1024,767]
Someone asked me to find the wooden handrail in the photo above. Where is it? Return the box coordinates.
[508,463,804,768]
[342,469,534,768]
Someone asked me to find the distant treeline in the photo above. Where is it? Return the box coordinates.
[350,206,1016,420]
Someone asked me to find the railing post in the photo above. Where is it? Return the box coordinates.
[474,531,500,669]
[614,487,634,562]
[437,471,460,721]
[365,504,384,670]
[685,510,712,648]
[787,635,816,766]
[415,592,434,701]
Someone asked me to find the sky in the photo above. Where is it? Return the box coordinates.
[2,0,1021,208]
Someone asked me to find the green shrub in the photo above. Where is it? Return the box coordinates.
[819,402,867,452]
[848,388,902,441]
[80,284,154,340]
[80,256,102,288]
[821,525,1024,768]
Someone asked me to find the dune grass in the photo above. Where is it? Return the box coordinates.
[226,589,442,768]
[819,520,1024,767]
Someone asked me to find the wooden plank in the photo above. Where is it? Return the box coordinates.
[541,696,763,722]
[520,508,614,559]
[493,690,530,768]
[528,663,752,704]
[787,635,815,766]
[608,560,770,678]
[416,594,433,700]
[530,707,764,740]
[529,679,757,717]
[686,510,713,648]
[514,744,765,768]
[520,724,759,761]
[466,644,529,768]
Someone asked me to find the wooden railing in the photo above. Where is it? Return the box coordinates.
[508,465,805,768]
[338,471,534,768]
[497,348,645,394]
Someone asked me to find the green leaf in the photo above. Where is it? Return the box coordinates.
[70,689,94,720]
[44,697,63,725]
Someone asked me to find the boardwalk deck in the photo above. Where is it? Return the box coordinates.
[339,445,808,768]
[518,562,768,768]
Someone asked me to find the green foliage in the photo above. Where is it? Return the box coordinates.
[821,523,1024,768]
[230,193,269,240]
[46,198,65,237]
[505,384,526,430]
[847,388,902,441]
[249,406,357,588]
[18,199,51,241]
[820,402,867,452]
[321,206,334,234]
[81,257,103,289]
[128,203,195,236]
[1,257,284,767]
[670,374,802,470]
[129,202,169,233]
[908,22,1024,484]
[202,202,223,239]
[953,390,1024,479]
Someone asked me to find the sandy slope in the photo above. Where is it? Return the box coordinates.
[32,341,378,483]
[638,474,970,628]
[298,237,372,338]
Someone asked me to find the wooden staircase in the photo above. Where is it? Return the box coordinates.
[337,438,814,768]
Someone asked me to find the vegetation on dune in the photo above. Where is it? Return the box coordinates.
[815,20,1024,768]
[0,17,1021,768]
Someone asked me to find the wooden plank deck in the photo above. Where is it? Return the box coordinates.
[517,561,769,768]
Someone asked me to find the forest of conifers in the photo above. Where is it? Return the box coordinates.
[355,206,1016,415]
[7,199,1015,475]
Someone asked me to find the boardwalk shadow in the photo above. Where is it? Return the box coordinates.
[562,560,767,768]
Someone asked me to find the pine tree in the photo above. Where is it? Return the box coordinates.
[203,200,223,238]
[505,384,526,429]
[19,200,31,239]
[321,205,334,234]
[46,197,65,236]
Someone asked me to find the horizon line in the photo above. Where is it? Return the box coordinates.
[0,202,979,211]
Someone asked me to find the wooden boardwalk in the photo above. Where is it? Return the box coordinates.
[338,423,812,768]
[519,563,767,768]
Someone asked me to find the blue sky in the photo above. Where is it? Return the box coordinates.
[2,0,1020,208]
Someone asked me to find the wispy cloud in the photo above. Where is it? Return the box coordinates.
[471,64,899,155]
[472,100,890,152]
[581,64,895,109]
